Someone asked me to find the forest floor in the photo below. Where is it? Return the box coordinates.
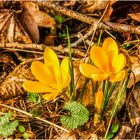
[0,1,140,139]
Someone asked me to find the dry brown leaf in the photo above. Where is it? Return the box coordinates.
[0,10,32,43]
[55,132,76,140]
[43,35,55,46]
[80,0,117,22]
[80,1,107,13]
[127,60,140,88]
[19,7,39,43]
[128,13,140,22]
[80,0,109,13]
[133,87,140,109]
[0,62,34,100]
[102,0,118,21]
[114,125,132,139]
[127,86,140,126]
[85,133,98,140]
[22,2,55,28]
[20,2,55,43]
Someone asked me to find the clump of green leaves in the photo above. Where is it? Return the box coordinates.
[60,101,89,129]
[18,125,25,133]
[54,15,66,23]
[28,92,41,103]
[0,112,19,138]
[18,125,29,139]
[106,123,119,139]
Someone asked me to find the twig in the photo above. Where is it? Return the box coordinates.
[0,103,69,133]
[41,2,140,34]
[0,42,85,57]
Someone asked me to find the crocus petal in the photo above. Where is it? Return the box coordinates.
[44,48,61,86]
[91,73,109,81]
[80,63,101,78]
[62,74,71,89]
[61,57,70,84]
[112,53,126,73]
[90,46,109,73]
[31,61,56,88]
[43,92,58,100]
[102,38,118,68]
[109,70,126,83]
[23,81,55,93]
[102,37,118,56]
[44,48,59,68]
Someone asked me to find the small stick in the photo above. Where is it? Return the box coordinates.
[0,103,69,132]
[0,42,85,57]
[41,2,140,34]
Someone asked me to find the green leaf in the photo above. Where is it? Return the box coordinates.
[111,124,119,133]
[66,26,75,100]
[23,132,29,139]
[0,118,19,138]
[0,112,12,125]
[60,101,89,129]
[18,125,25,133]
[122,43,131,49]
[31,108,42,117]
[59,32,67,38]
[28,92,41,103]
[106,132,114,139]
[0,113,19,138]
[54,15,66,23]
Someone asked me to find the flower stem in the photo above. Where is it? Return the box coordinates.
[102,80,105,92]
[105,76,130,138]
[100,79,109,120]
[80,78,89,103]
[104,83,116,110]
[66,26,75,100]
[109,77,129,118]
[95,81,99,92]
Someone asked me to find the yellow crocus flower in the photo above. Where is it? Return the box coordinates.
[23,48,71,100]
[80,37,126,82]
[94,90,104,124]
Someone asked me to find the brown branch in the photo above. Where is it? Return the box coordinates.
[0,42,85,58]
[40,2,140,34]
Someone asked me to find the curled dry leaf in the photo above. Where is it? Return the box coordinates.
[114,125,132,139]
[127,83,140,126]
[0,62,34,100]
[102,0,118,21]
[133,88,140,109]
[22,2,55,28]
[127,97,140,126]
[0,9,32,43]
[80,0,117,22]
[20,2,55,43]
[0,53,17,84]
[19,6,39,43]
[128,13,140,22]
[80,1,109,13]
[80,0,117,13]
[127,60,140,88]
